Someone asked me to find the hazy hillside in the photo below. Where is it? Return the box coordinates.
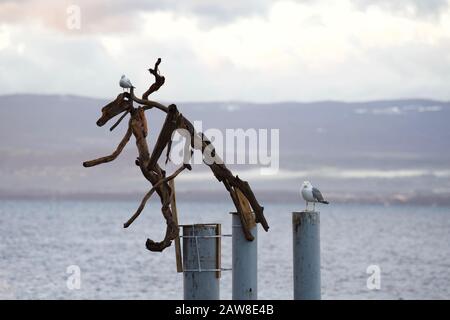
[1,94,449,204]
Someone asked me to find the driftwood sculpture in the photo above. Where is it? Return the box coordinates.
[83,58,269,252]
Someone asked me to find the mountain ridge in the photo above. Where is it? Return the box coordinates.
[1,94,449,205]
[1,93,448,107]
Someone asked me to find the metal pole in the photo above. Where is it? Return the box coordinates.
[231,212,257,300]
[182,224,220,300]
[292,211,321,300]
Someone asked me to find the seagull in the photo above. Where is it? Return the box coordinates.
[301,181,329,211]
[119,75,134,92]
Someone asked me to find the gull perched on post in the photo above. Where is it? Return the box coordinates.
[301,181,329,211]
[119,75,134,92]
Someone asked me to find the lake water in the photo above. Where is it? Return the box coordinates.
[0,200,449,299]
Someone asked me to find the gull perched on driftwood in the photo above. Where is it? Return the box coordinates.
[301,181,329,211]
[119,75,134,91]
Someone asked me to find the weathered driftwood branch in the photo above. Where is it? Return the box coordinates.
[83,126,132,167]
[83,58,269,252]
[124,163,191,228]
[143,58,165,100]
[109,110,129,132]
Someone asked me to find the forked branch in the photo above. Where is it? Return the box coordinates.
[143,57,165,100]
[124,164,191,228]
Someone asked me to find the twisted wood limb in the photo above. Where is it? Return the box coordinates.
[136,160,177,252]
[130,92,169,113]
[129,108,178,252]
[143,58,165,100]
[124,164,191,228]
[228,185,254,241]
[82,126,132,167]
[148,104,179,169]
[109,110,129,132]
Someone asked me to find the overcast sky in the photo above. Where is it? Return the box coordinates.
[0,0,449,102]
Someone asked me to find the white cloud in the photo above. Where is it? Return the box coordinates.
[352,0,449,18]
[0,26,11,51]
[0,0,450,101]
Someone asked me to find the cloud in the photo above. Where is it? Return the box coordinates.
[0,0,280,33]
[352,0,449,18]
[1,0,448,34]
[0,0,450,101]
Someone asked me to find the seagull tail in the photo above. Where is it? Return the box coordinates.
[319,200,329,204]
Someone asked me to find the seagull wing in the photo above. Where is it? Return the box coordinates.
[126,79,135,88]
[119,78,128,88]
[119,77,134,88]
[312,187,327,203]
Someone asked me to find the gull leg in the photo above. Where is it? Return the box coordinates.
[313,202,316,211]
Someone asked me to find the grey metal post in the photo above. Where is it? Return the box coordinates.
[292,211,321,300]
[231,212,257,300]
[182,224,220,300]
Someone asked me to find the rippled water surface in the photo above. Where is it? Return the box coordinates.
[0,200,449,299]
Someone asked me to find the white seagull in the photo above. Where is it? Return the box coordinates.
[119,75,134,91]
[301,181,329,211]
